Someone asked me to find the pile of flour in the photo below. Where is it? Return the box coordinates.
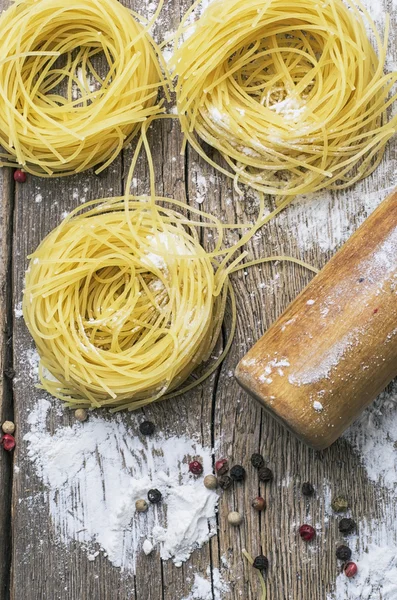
[24,399,218,572]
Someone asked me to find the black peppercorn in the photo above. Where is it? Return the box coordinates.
[230,465,246,482]
[147,488,162,504]
[336,545,352,561]
[251,453,265,469]
[253,555,269,571]
[302,482,315,496]
[339,518,357,535]
[218,475,233,490]
[258,466,273,482]
[139,421,155,436]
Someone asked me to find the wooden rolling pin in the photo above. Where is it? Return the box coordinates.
[235,190,397,450]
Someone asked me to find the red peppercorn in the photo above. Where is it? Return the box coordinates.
[189,460,203,475]
[14,169,27,183]
[1,433,16,452]
[215,458,228,475]
[299,524,316,542]
[344,562,358,578]
[252,496,266,511]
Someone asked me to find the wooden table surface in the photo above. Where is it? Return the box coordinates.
[0,0,396,599]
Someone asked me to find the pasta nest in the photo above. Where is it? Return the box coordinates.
[23,198,229,410]
[0,0,166,176]
[172,0,397,197]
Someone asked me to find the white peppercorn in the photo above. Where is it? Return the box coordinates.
[75,409,88,422]
[2,421,15,434]
[228,511,243,526]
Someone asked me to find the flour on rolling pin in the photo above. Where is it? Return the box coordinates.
[235,190,397,450]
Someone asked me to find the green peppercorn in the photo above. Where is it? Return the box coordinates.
[331,495,349,513]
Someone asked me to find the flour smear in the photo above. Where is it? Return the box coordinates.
[327,383,397,599]
[24,399,218,572]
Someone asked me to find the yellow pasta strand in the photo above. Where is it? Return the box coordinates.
[171,0,397,200]
[0,0,168,176]
[243,549,267,600]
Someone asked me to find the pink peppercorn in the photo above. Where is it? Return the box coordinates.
[299,524,316,542]
[189,460,203,475]
[344,562,358,578]
[215,458,228,475]
[1,434,16,452]
[14,169,27,183]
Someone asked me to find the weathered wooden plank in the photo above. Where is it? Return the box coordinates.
[0,7,14,597]
[0,164,13,600]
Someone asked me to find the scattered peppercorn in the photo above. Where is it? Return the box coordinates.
[336,545,352,561]
[135,499,148,513]
[139,421,155,436]
[253,555,269,571]
[252,497,266,511]
[189,460,203,475]
[299,524,316,542]
[339,518,357,535]
[203,474,217,490]
[1,434,16,452]
[302,482,315,496]
[74,409,88,422]
[230,465,246,482]
[218,475,233,490]
[258,466,273,482]
[250,453,265,469]
[331,495,349,512]
[344,562,358,578]
[14,169,26,183]
[147,489,162,504]
[215,458,229,475]
[358,277,365,283]
[227,511,243,526]
[1,421,15,435]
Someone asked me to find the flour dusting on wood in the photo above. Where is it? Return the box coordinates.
[23,399,219,572]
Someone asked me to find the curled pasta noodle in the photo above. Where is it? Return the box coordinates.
[171,0,397,199]
[0,0,167,176]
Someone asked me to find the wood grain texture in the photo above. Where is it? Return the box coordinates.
[0,163,13,599]
[0,0,395,599]
[236,190,397,449]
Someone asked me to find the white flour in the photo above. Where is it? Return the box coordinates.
[345,382,397,491]
[327,383,397,598]
[24,399,218,572]
[328,522,397,600]
[182,567,229,600]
